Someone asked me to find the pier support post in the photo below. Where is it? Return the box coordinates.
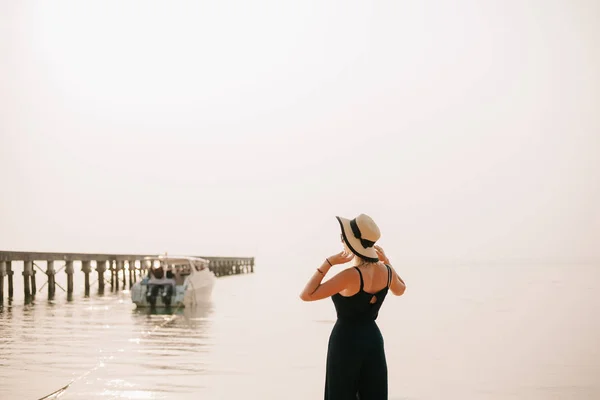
[115,261,122,291]
[128,260,135,288]
[7,261,13,298]
[82,261,92,296]
[31,264,37,295]
[46,261,56,299]
[0,261,5,304]
[110,261,116,291]
[65,260,74,296]
[119,260,126,289]
[23,261,33,299]
[115,260,120,291]
[96,260,106,293]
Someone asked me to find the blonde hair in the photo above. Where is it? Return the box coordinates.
[342,241,378,267]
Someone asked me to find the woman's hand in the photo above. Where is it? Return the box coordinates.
[374,245,390,264]
[326,250,355,266]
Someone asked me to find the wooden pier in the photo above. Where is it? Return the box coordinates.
[0,251,254,303]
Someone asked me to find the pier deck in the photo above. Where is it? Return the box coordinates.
[0,250,254,303]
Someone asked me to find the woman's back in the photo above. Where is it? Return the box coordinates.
[332,263,392,322]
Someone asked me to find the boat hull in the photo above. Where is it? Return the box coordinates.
[131,269,215,308]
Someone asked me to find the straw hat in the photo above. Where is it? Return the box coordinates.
[336,214,381,262]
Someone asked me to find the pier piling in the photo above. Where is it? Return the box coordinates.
[23,261,33,299]
[46,261,56,299]
[119,260,126,289]
[110,261,116,291]
[128,260,135,288]
[96,260,106,293]
[7,261,13,298]
[114,261,120,291]
[65,260,74,295]
[31,266,37,296]
[0,261,5,304]
[82,261,92,296]
[31,262,37,296]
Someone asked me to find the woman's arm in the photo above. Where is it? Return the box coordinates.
[387,264,406,296]
[375,245,406,296]
[299,251,354,302]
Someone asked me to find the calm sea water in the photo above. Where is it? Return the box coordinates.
[1,262,599,400]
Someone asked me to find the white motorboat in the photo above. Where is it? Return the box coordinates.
[130,255,215,308]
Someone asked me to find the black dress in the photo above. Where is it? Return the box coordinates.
[325,265,392,400]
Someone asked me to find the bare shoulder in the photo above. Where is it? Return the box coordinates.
[336,266,359,279]
[372,262,389,274]
[330,266,362,288]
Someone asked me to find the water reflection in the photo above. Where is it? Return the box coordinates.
[131,302,214,331]
[83,303,217,399]
[1,291,219,399]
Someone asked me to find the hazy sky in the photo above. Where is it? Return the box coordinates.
[1,0,598,266]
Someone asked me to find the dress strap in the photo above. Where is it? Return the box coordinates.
[354,267,364,291]
[386,264,392,288]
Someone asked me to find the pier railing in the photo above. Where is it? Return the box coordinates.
[0,251,254,303]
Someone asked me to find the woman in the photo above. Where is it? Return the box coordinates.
[300,214,406,400]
